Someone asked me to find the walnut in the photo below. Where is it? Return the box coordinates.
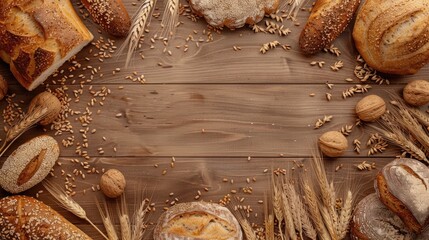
[0,74,8,101]
[99,169,126,198]
[355,95,386,122]
[319,131,348,157]
[403,80,429,106]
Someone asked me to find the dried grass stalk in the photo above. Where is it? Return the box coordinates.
[117,194,131,240]
[118,0,156,68]
[158,0,179,40]
[42,180,109,240]
[96,198,119,240]
[336,190,353,239]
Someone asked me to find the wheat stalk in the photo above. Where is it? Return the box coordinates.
[42,180,109,240]
[96,198,119,240]
[0,107,48,157]
[131,199,150,240]
[336,190,353,239]
[118,0,156,68]
[117,194,131,240]
[158,0,179,40]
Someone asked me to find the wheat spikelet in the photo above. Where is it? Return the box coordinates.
[96,198,119,240]
[43,180,109,240]
[336,190,353,239]
[158,0,179,40]
[284,181,303,239]
[281,190,298,240]
[131,199,150,240]
[117,194,131,240]
[118,0,155,68]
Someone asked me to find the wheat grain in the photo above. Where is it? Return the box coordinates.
[118,0,155,68]
[96,198,119,240]
[43,180,109,240]
[336,190,353,239]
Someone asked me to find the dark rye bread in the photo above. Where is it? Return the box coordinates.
[299,0,361,55]
[0,195,92,239]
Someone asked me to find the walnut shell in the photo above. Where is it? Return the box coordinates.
[100,169,126,198]
[355,95,386,122]
[403,80,429,106]
[318,131,348,157]
[28,92,62,126]
[0,74,8,101]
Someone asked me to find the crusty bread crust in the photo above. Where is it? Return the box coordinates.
[353,0,429,75]
[0,0,93,91]
[299,0,361,55]
[0,195,92,239]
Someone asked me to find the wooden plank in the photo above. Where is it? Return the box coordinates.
[0,84,406,158]
[0,156,387,239]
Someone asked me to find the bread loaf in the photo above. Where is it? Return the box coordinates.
[353,0,429,75]
[0,135,59,193]
[299,0,361,55]
[375,158,429,233]
[0,0,93,91]
[0,195,92,239]
[80,0,131,37]
[154,201,243,240]
[189,0,280,29]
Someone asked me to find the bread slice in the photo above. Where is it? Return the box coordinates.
[0,0,93,91]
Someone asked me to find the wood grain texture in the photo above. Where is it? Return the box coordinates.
[0,0,428,239]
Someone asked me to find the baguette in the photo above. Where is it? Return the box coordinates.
[0,195,92,239]
[80,0,131,37]
[0,0,93,91]
[299,0,361,55]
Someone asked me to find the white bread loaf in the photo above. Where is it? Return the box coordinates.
[154,201,243,240]
[0,195,92,239]
[0,0,93,91]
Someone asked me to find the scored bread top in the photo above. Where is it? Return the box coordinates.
[154,201,243,240]
[189,0,279,29]
[0,0,93,90]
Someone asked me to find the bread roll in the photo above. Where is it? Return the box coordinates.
[375,158,429,233]
[0,0,93,91]
[299,0,361,55]
[350,193,414,240]
[0,195,92,239]
[353,0,429,75]
[189,0,280,29]
[154,201,243,240]
[80,0,131,37]
[0,135,59,193]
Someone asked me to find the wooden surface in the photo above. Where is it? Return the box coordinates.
[0,0,428,239]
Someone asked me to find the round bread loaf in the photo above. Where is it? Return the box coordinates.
[0,135,59,193]
[154,201,243,240]
[350,193,414,240]
[189,0,279,29]
[353,0,429,75]
[375,158,429,233]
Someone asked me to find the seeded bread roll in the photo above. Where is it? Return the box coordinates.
[154,201,243,240]
[0,0,93,91]
[375,158,429,233]
[189,0,280,29]
[353,0,429,75]
[0,195,92,239]
[80,0,131,37]
[299,0,361,55]
[0,135,59,193]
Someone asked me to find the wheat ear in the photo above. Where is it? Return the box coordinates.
[42,180,109,240]
[272,176,284,240]
[131,199,150,240]
[336,190,353,239]
[264,193,275,240]
[299,199,317,240]
[0,107,48,157]
[158,0,179,40]
[117,194,131,240]
[287,0,307,18]
[229,197,257,240]
[281,189,298,240]
[284,181,303,239]
[96,198,119,240]
[118,0,156,68]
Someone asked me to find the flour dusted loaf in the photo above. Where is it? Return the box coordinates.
[299,0,361,55]
[189,0,279,29]
[353,0,429,75]
[0,135,59,193]
[0,0,93,91]
[0,195,92,239]
[350,193,414,240]
[375,158,429,233]
[154,201,243,240]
